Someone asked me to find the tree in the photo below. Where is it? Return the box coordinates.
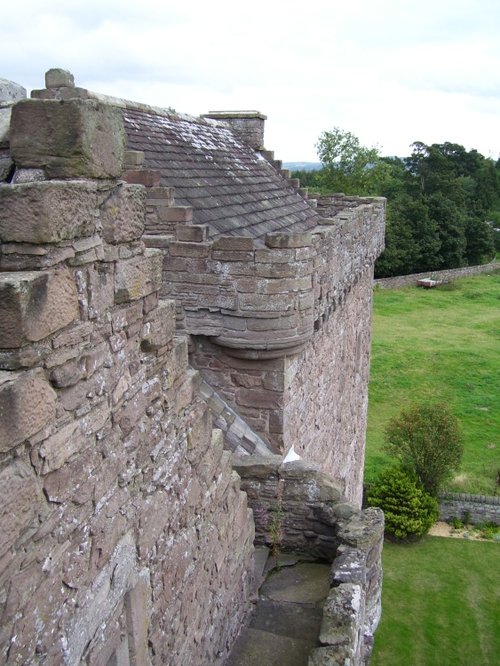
[316,127,383,195]
[314,129,500,276]
[374,209,418,278]
[383,403,463,496]
[376,194,441,276]
[464,217,495,265]
[367,468,438,540]
[427,192,467,269]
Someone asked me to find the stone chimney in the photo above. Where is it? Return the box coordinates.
[202,111,266,150]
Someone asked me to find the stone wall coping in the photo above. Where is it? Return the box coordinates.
[157,198,384,356]
[161,204,384,252]
[202,111,267,120]
[232,455,345,493]
[438,491,500,525]
[30,81,236,131]
[439,491,500,505]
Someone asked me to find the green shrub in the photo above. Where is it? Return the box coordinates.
[384,403,463,495]
[477,522,500,540]
[367,468,439,540]
[450,516,463,530]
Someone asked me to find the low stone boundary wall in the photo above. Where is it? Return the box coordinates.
[439,492,500,525]
[233,455,384,665]
[374,261,499,289]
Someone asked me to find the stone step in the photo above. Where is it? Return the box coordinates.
[225,627,316,666]
[250,599,322,642]
[226,559,331,665]
[260,562,331,605]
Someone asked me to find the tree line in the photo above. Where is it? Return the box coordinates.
[293,129,499,278]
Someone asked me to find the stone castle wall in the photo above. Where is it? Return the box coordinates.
[285,268,374,505]
[17,70,386,508]
[0,95,255,665]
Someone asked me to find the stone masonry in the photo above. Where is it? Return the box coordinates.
[438,492,500,525]
[23,70,386,507]
[1,69,386,665]
[0,86,255,665]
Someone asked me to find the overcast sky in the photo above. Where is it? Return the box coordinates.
[2,0,499,161]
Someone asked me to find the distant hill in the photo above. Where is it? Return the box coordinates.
[283,162,322,172]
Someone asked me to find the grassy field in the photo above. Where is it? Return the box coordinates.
[365,271,500,495]
[371,537,500,666]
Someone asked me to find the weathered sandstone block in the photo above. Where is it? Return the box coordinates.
[319,583,362,647]
[45,68,75,89]
[176,225,209,242]
[122,168,161,187]
[114,249,163,303]
[37,420,91,474]
[0,181,99,243]
[0,80,26,147]
[124,150,145,167]
[265,231,314,248]
[141,300,176,351]
[0,460,44,557]
[0,369,57,451]
[168,240,211,258]
[0,269,79,347]
[212,236,254,251]
[159,205,193,223]
[100,183,146,244]
[10,98,126,178]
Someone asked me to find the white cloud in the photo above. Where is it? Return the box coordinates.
[1,0,499,160]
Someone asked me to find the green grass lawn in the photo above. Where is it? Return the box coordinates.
[366,271,500,495]
[371,537,500,666]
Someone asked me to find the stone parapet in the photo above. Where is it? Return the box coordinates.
[167,199,385,466]
[153,199,385,360]
[159,230,317,358]
[314,199,385,328]
[233,456,384,665]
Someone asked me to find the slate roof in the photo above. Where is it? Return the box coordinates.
[124,108,320,239]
